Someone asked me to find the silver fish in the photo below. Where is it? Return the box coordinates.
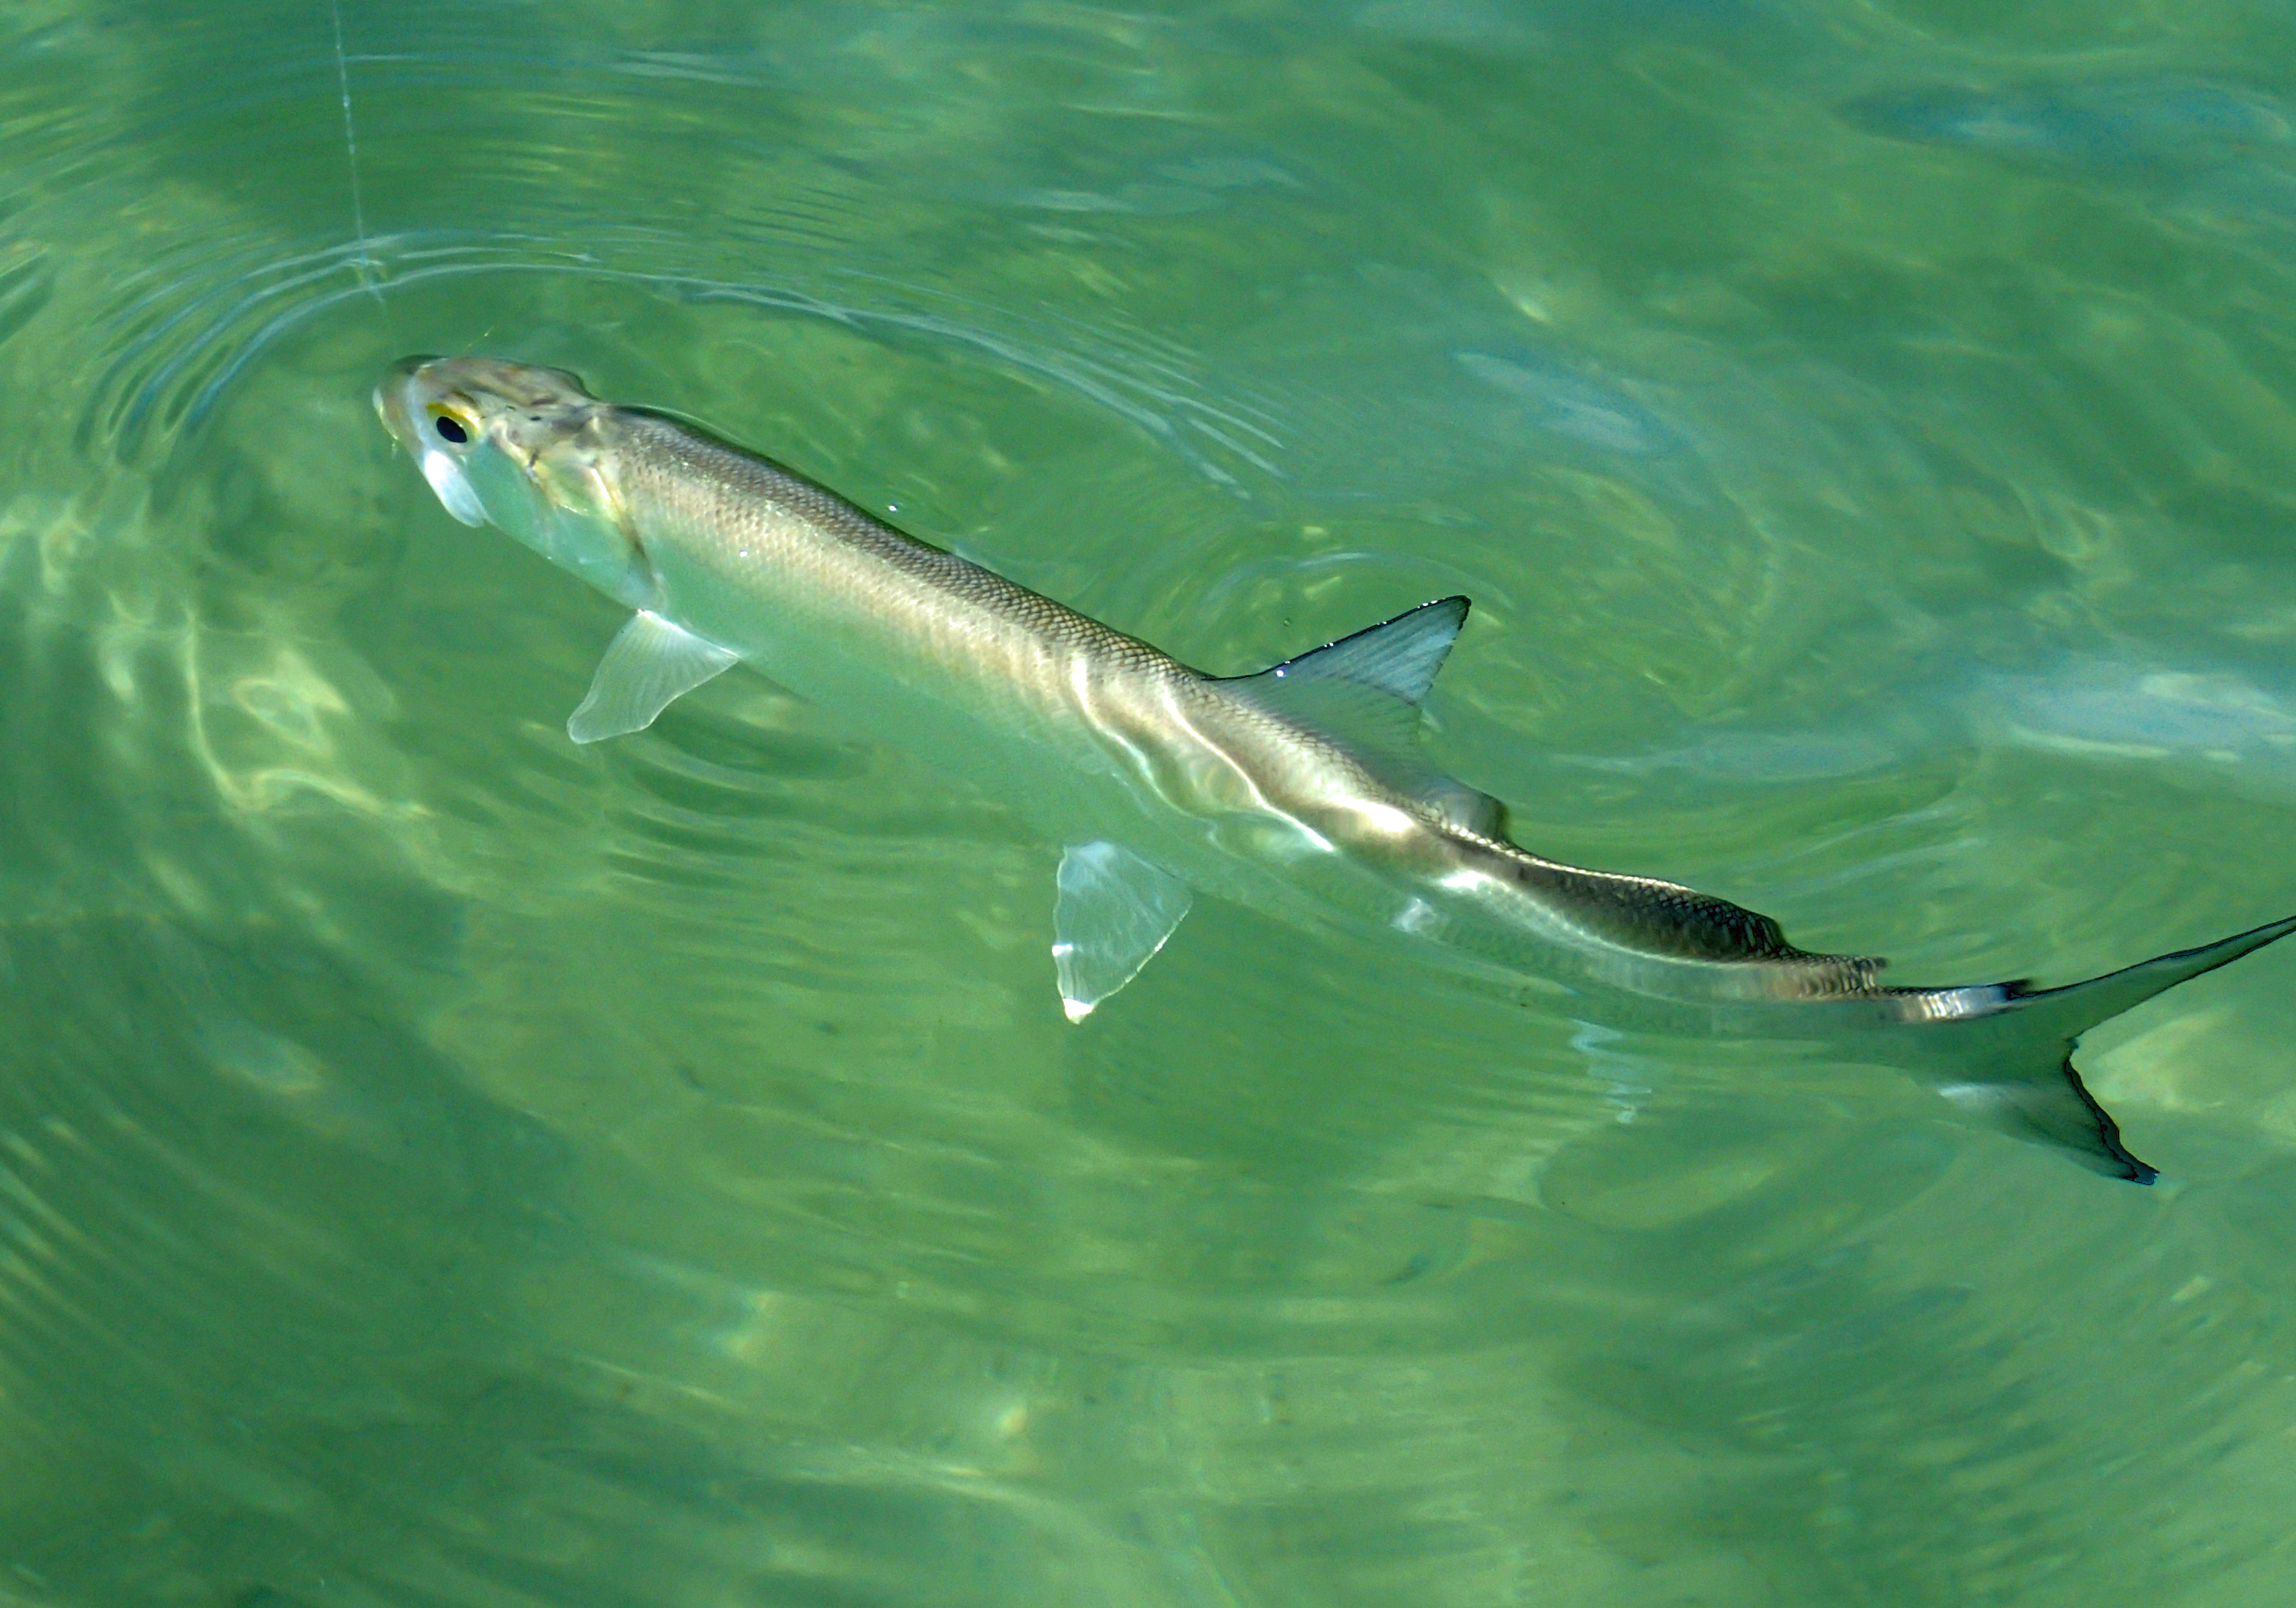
[375,355,2296,1183]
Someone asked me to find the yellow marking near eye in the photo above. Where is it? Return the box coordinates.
[425,403,478,444]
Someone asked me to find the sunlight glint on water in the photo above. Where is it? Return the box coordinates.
[4,1,2296,1604]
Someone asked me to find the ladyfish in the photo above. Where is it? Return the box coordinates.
[375,355,2296,1183]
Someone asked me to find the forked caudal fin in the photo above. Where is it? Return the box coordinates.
[1939,914,2296,1184]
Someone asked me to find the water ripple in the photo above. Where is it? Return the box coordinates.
[6,2,2296,1603]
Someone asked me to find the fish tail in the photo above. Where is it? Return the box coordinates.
[1947,914,2296,1184]
[2007,914,2296,1038]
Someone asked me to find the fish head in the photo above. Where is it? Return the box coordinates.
[375,355,650,604]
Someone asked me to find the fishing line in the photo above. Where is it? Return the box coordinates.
[327,0,391,324]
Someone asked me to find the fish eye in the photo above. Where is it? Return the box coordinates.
[431,412,471,445]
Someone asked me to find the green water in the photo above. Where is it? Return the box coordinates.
[7,0,2296,1602]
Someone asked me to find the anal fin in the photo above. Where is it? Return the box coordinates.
[1053,842,1193,1023]
[568,610,741,744]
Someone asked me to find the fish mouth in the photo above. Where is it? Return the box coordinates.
[372,353,445,453]
[374,355,489,527]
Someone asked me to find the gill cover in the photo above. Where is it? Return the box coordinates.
[421,447,488,527]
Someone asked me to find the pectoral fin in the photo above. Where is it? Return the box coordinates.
[1053,841,1193,1023]
[567,611,741,744]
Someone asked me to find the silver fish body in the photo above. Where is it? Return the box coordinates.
[376,355,2296,1182]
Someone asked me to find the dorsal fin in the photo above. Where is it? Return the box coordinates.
[1240,596,1469,704]
[1217,596,1470,756]
[1218,596,1503,834]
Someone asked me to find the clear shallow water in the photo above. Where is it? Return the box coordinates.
[7,0,2296,1602]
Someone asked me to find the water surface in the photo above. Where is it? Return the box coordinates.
[6,2,2296,1604]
